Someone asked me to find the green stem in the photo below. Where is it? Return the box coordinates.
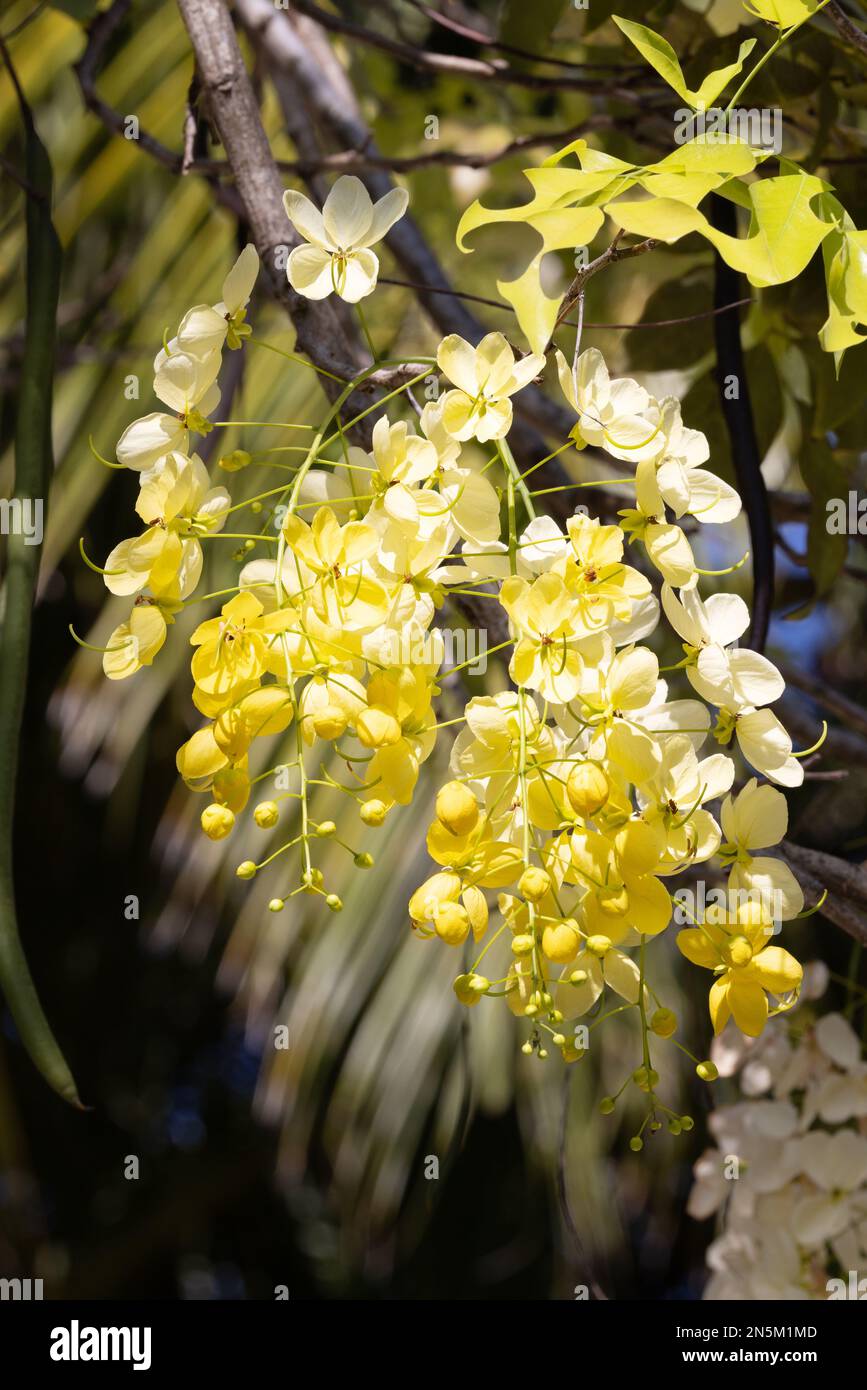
[724,0,834,111]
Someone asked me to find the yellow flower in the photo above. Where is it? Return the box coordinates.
[189,591,295,717]
[436,332,545,442]
[619,458,698,588]
[359,668,437,805]
[677,900,802,1037]
[570,820,671,943]
[103,594,181,680]
[500,571,588,702]
[104,453,229,601]
[283,176,408,302]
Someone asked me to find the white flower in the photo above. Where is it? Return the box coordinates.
[792,1130,867,1246]
[661,582,749,652]
[724,707,804,788]
[348,416,438,527]
[176,244,259,358]
[719,778,804,919]
[556,347,663,462]
[436,332,544,442]
[656,397,741,523]
[116,347,222,475]
[283,176,408,302]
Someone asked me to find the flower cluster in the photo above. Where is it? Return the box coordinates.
[690,977,867,1299]
[88,178,818,1127]
[98,245,259,677]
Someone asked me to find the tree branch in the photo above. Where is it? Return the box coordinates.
[710,195,774,652]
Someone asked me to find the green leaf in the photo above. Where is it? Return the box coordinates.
[606,171,834,289]
[816,193,867,357]
[743,0,819,28]
[612,16,756,109]
[0,60,82,1107]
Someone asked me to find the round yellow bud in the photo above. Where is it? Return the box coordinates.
[356,707,401,749]
[650,1007,677,1038]
[201,803,235,840]
[354,852,374,869]
[316,821,336,837]
[566,762,610,818]
[236,860,257,880]
[268,898,285,913]
[312,705,348,741]
[696,1061,719,1082]
[518,866,551,903]
[219,449,252,472]
[253,801,279,829]
[453,973,490,1006]
[511,933,535,956]
[542,920,580,964]
[585,934,612,958]
[435,780,479,837]
[325,894,343,912]
[434,901,470,946]
[360,799,388,827]
[570,968,588,985]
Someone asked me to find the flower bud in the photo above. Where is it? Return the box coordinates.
[201,803,234,840]
[453,973,490,1006]
[354,852,374,869]
[219,449,252,472]
[253,800,279,829]
[518,866,550,903]
[542,920,580,964]
[696,1061,718,1082]
[511,933,534,956]
[268,898,285,913]
[325,894,343,912]
[650,1007,677,1038]
[360,799,387,827]
[313,705,348,741]
[434,901,470,946]
[566,762,609,818]
[356,707,401,749]
[316,821,336,837]
[599,1097,615,1115]
[435,780,479,837]
[585,934,612,958]
[236,860,257,880]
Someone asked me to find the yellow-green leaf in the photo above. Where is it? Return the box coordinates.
[612,16,755,109]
